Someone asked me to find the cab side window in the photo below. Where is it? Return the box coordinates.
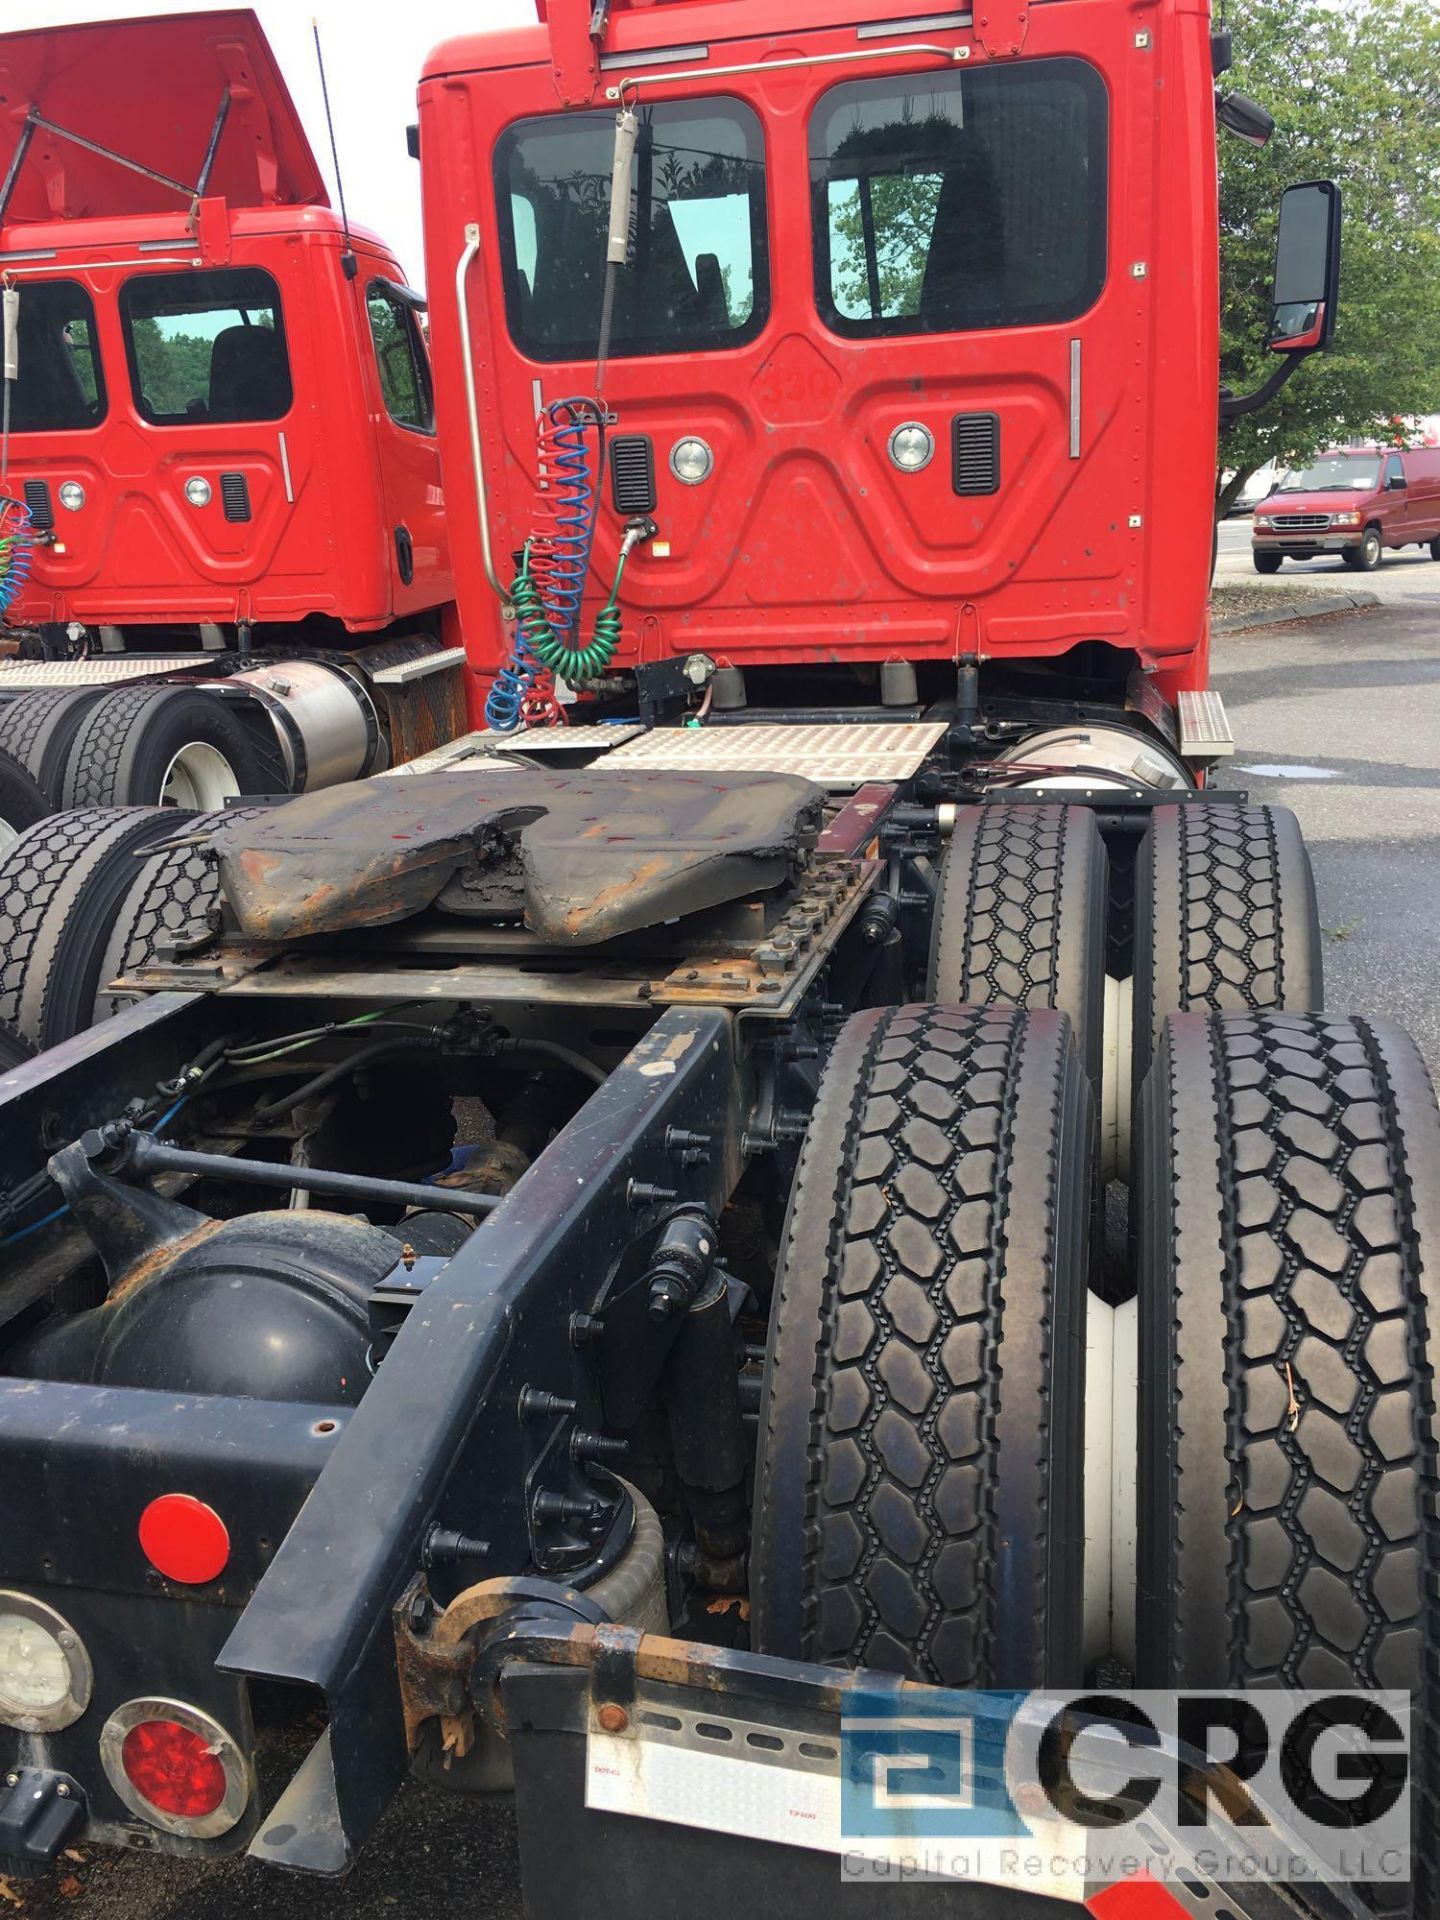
[367,285,434,434]
[1384,454,1406,489]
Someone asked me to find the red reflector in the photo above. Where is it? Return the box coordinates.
[120,1718,227,1819]
[138,1494,230,1584]
[1088,1874,1195,1920]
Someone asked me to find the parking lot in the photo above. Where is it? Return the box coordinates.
[1214,514,1440,607]
[8,594,1437,1920]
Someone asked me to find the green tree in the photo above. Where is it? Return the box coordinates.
[827,112,953,319]
[129,316,218,415]
[1216,0,1440,513]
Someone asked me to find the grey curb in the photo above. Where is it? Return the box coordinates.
[1212,589,1381,632]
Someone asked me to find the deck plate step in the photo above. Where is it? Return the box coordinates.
[1177,689,1235,758]
[605,720,948,789]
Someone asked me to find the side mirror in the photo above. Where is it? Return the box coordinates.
[1216,91,1274,147]
[1267,180,1341,353]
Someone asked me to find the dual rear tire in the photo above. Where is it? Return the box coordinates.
[0,747,50,852]
[0,685,287,819]
[753,1000,1440,1901]
[0,802,274,1047]
[0,809,184,1047]
[59,685,284,811]
[1138,1009,1440,1909]
[927,798,1324,1176]
[755,804,1435,1895]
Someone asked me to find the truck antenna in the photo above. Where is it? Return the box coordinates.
[312,18,357,280]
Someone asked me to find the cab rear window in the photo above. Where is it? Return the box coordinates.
[811,59,1107,339]
[121,267,292,424]
[495,98,769,361]
[5,280,106,432]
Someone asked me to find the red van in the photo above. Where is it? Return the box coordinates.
[1251,445,1440,571]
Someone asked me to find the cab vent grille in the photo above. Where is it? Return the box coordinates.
[220,472,252,523]
[23,478,54,529]
[951,414,1000,496]
[609,436,656,513]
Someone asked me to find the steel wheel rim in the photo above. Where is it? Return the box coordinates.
[159,742,240,811]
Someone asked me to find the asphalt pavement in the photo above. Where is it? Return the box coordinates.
[8,599,1439,1920]
[1211,596,1440,1074]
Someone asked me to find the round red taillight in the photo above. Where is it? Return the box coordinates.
[138,1494,230,1585]
[120,1718,227,1819]
[100,1698,248,1838]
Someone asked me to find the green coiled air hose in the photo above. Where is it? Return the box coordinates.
[511,540,632,682]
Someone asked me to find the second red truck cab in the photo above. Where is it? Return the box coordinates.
[0,10,453,648]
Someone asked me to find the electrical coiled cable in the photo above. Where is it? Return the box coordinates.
[0,496,34,622]
[486,398,614,729]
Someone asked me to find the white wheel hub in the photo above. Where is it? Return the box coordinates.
[0,815,19,855]
[159,741,240,811]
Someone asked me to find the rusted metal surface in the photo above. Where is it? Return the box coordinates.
[394,1575,604,1758]
[653,858,878,1012]
[209,769,826,947]
[369,657,470,766]
[400,1586,943,1755]
[208,955,662,1008]
[815,781,898,858]
[113,939,281,996]
[132,857,880,1019]
[393,1593,483,1756]
[104,1217,226,1306]
[457,1610,939,1730]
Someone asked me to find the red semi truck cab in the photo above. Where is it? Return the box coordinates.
[0,10,453,648]
[419,0,1223,722]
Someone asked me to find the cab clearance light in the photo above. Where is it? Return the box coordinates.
[0,1591,93,1733]
[100,1698,249,1837]
[138,1493,231,1585]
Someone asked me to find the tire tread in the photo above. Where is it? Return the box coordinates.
[1138,1010,1440,1909]
[929,803,1106,1084]
[754,1002,1088,1689]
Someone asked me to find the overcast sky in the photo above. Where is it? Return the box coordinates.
[19,0,537,285]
